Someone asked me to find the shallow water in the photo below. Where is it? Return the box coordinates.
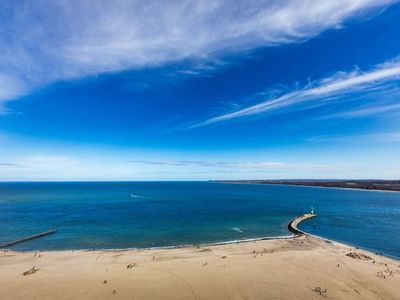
[0,182,399,258]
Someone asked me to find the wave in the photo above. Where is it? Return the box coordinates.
[130,194,145,198]
[232,227,243,233]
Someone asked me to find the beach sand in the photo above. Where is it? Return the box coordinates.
[0,235,399,299]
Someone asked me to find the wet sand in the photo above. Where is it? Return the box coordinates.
[1,235,399,299]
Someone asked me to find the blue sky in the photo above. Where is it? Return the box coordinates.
[1,0,400,180]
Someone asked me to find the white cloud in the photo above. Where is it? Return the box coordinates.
[129,159,352,172]
[320,102,400,119]
[0,162,20,167]
[307,131,400,143]
[25,155,74,165]
[0,0,397,109]
[192,59,400,127]
[0,74,28,113]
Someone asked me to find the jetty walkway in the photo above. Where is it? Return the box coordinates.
[288,213,317,235]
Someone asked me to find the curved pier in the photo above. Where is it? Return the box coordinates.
[288,213,317,236]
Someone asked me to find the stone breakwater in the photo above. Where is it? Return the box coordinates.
[288,213,317,235]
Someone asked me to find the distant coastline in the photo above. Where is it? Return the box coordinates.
[214,179,400,192]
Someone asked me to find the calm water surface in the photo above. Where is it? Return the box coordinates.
[0,182,399,258]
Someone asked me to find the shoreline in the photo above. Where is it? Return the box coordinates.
[4,214,397,262]
[1,216,305,254]
[6,234,295,254]
[2,224,400,299]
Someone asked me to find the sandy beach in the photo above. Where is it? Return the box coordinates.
[1,234,399,299]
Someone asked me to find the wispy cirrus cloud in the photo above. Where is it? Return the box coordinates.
[319,102,400,119]
[0,0,397,110]
[129,159,353,172]
[307,131,400,143]
[191,59,400,127]
[0,162,21,167]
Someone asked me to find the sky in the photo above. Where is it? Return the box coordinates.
[1,0,400,181]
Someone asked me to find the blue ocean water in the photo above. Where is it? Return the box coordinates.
[0,182,399,259]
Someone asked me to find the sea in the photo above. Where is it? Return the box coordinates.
[0,181,399,259]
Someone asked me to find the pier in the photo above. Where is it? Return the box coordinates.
[0,230,56,249]
[288,213,317,235]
